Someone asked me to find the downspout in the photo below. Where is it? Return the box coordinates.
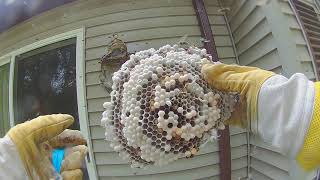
[192,1,232,180]
[219,4,240,65]
[218,1,250,179]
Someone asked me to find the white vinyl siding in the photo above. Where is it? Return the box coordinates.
[0,0,247,179]
[226,0,316,179]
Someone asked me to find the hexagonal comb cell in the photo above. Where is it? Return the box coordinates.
[101,45,239,168]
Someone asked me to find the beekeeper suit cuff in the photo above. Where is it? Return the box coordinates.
[0,135,28,180]
[257,73,314,158]
[296,82,320,170]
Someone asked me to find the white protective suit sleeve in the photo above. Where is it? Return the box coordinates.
[257,73,315,158]
[0,135,28,180]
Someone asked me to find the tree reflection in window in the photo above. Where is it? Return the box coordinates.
[16,39,79,130]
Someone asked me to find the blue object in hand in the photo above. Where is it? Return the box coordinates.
[52,148,65,174]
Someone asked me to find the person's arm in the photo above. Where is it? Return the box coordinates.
[258,73,319,170]
[0,135,28,180]
[202,63,319,170]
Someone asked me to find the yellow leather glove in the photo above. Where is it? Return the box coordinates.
[61,169,83,180]
[61,145,88,180]
[7,114,74,179]
[42,129,88,180]
[201,63,274,129]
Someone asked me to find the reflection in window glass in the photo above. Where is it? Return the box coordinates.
[15,39,79,130]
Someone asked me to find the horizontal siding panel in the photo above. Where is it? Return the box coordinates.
[251,158,289,180]
[250,169,273,180]
[125,36,203,53]
[229,0,257,32]
[206,6,224,15]
[86,26,201,51]
[86,58,121,74]
[86,71,101,86]
[88,98,109,113]
[198,167,247,180]
[231,168,247,180]
[87,85,109,99]
[217,47,235,58]
[208,15,227,25]
[292,29,307,45]
[86,35,232,61]
[250,135,283,154]
[271,66,283,74]
[98,164,218,180]
[83,6,196,28]
[91,126,105,139]
[210,25,231,35]
[247,49,281,70]
[86,16,199,38]
[301,61,316,79]
[97,156,247,177]
[232,8,266,44]
[238,33,276,66]
[61,0,193,27]
[203,0,220,7]
[230,126,246,135]
[89,111,104,126]
[214,36,233,46]
[305,71,316,79]
[219,57,237,64]
[236,19,271,55]
[250,146,290,171]
[286,14,301,30]
[227,0,247,21]
[296,45,312,62]
[280,1,295,15]
[86,59,101,73]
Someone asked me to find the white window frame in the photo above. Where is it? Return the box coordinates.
[0,28,98,180]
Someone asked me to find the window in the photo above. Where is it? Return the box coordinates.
[0,63,10,136]
[0,29,97,180]
[14,38,80,130]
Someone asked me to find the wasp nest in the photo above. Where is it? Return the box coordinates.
[101,45,238,168]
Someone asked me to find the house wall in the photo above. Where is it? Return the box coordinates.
[0,0,248,179]
[226,0,316,179]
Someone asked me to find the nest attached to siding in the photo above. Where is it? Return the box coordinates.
[101,45,238,168]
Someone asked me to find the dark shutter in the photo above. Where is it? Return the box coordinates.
[292,0,320,79]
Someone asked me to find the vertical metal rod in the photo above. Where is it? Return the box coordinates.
[192,0,231,180]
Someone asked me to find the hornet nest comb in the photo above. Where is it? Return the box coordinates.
[101,44,239,168]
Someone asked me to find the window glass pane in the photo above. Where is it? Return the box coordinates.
[0,63,10,136]
[15,38,79,130]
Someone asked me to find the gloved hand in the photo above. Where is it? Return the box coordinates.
[46,130,88,180]
[201,63,274,131]
[61,145,88,180]
[6,114,87,180]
